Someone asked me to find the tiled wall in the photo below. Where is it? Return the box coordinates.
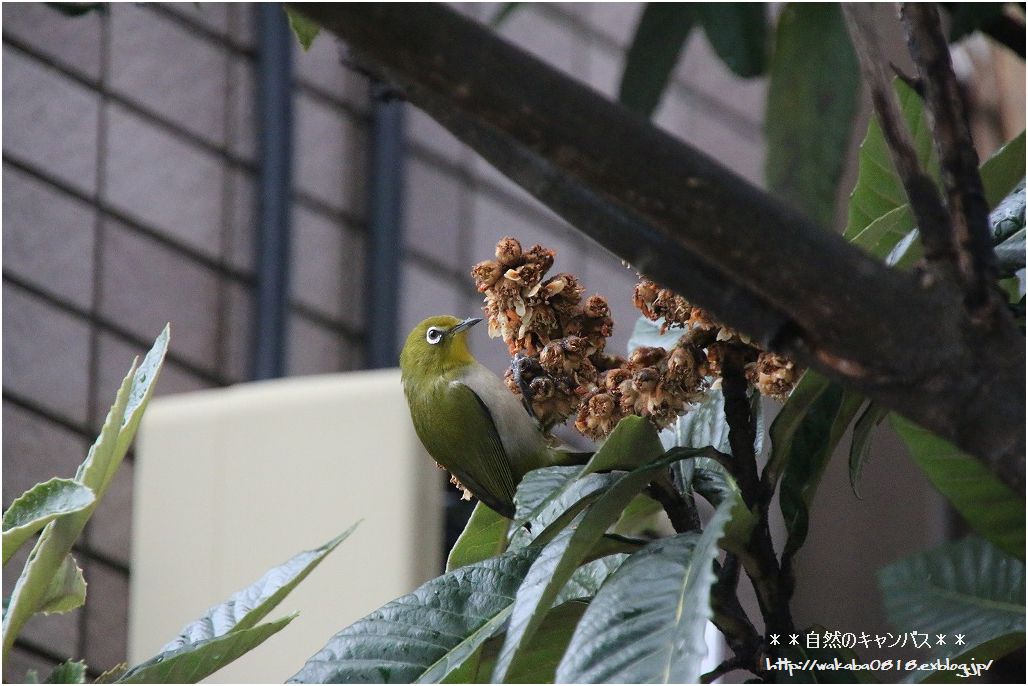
[4,2,794,679]
[2,3,366,677]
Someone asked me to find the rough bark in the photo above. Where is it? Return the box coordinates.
[290,3,1025,489]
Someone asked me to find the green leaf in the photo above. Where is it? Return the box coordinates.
[697,3,767,78]
[845,80,935,242]
[490,2,521,27]
[553,554,628,605]
[446,502,509,571]
[43,660,87,684]
[156,523,357,653]
[289,546,542,684]
[509,467,616,551]
[989,178,1025,243]
[555,499,735,683]
[688,456,756,554]
[491,448,710,682]
[3,479,95,565]
[117,616,295,683]
[2,326,169,660]
[583,414,665,474]
[284,6,320,51]
[773,373,865,562]
[38,554,85,615]
[878,537,1025,682]
[891,416,1025,560]
[619,4,694,116]
[446,600,589,684]
[996,227,1026,275]
[766,3,859,227]
[847,402,889,498]
[888,131,1026,269]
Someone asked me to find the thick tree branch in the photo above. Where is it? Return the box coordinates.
[291,3,1025,489]
[901,3,1005,321]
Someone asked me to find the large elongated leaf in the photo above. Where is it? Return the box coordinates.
[555,499,734,683]
[491,448,709,682]
[697,3,767,78]
[2,479,95,565]
[887,131,1026,269]
[158,523,358,651]
[619,4,694,116]
[891,416,1024,560]
[446,502,509,571]
[878,537,1025,682]
[289,546,541,684]
[773,373,865,562]
[445,600,589,684]
[847,402,889,498]
[766,3,859,227]
[118,615,295,684]
[845,80,936,242]
[989,178,1025,243]
[2,326,169,659]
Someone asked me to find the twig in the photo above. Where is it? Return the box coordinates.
[842,5,956,270]
[702,655,750,683]
[901,3,1006,321]
[646,475,701,533]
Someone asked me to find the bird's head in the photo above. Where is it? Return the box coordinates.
[400,315,483,379]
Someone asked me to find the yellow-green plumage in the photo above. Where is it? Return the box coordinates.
[400,315,555,518]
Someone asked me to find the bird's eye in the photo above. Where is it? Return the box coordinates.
[426,327,443,345]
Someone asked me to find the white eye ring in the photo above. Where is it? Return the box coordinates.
[426,327,444,345]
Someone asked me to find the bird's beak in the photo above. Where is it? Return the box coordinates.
[448,317,483,336]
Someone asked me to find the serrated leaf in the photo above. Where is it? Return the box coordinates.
[2,326,169,659]
[891,416,1024,560]
[847,402,889,498]
[509,467,616,551]
[766,3,859,227]
[995,227,1025,275]
[117,615,294,683]
[878,537,1025,682]
[491,448,710,682]
[553,554,629,606]
[619,4,694,116]
[43,660,86,684]
[289,546,542,684]
[689,456,756,554]
[556,499,735,683]
[845,80,935,242]
[158,523,358,652]
[3,479,95,565]
[284,6,320,51]
[989,178,1025,243]
[38,554,85,615]
[697,3,767,78]
[446,502,509,571]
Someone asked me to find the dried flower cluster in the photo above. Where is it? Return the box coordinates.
[473,237,617,429]
[472,240,802,443]
[633,278,802,400]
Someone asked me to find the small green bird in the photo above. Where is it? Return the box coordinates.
[400,315,568,518]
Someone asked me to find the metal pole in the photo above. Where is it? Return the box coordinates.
[252,4,294,380]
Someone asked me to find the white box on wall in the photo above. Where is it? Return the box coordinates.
[129,369,443,682]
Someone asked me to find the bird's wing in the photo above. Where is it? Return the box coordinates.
[423,381,519,518]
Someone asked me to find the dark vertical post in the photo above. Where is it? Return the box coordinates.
[252,4,294,380]
[364,82,406,368]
